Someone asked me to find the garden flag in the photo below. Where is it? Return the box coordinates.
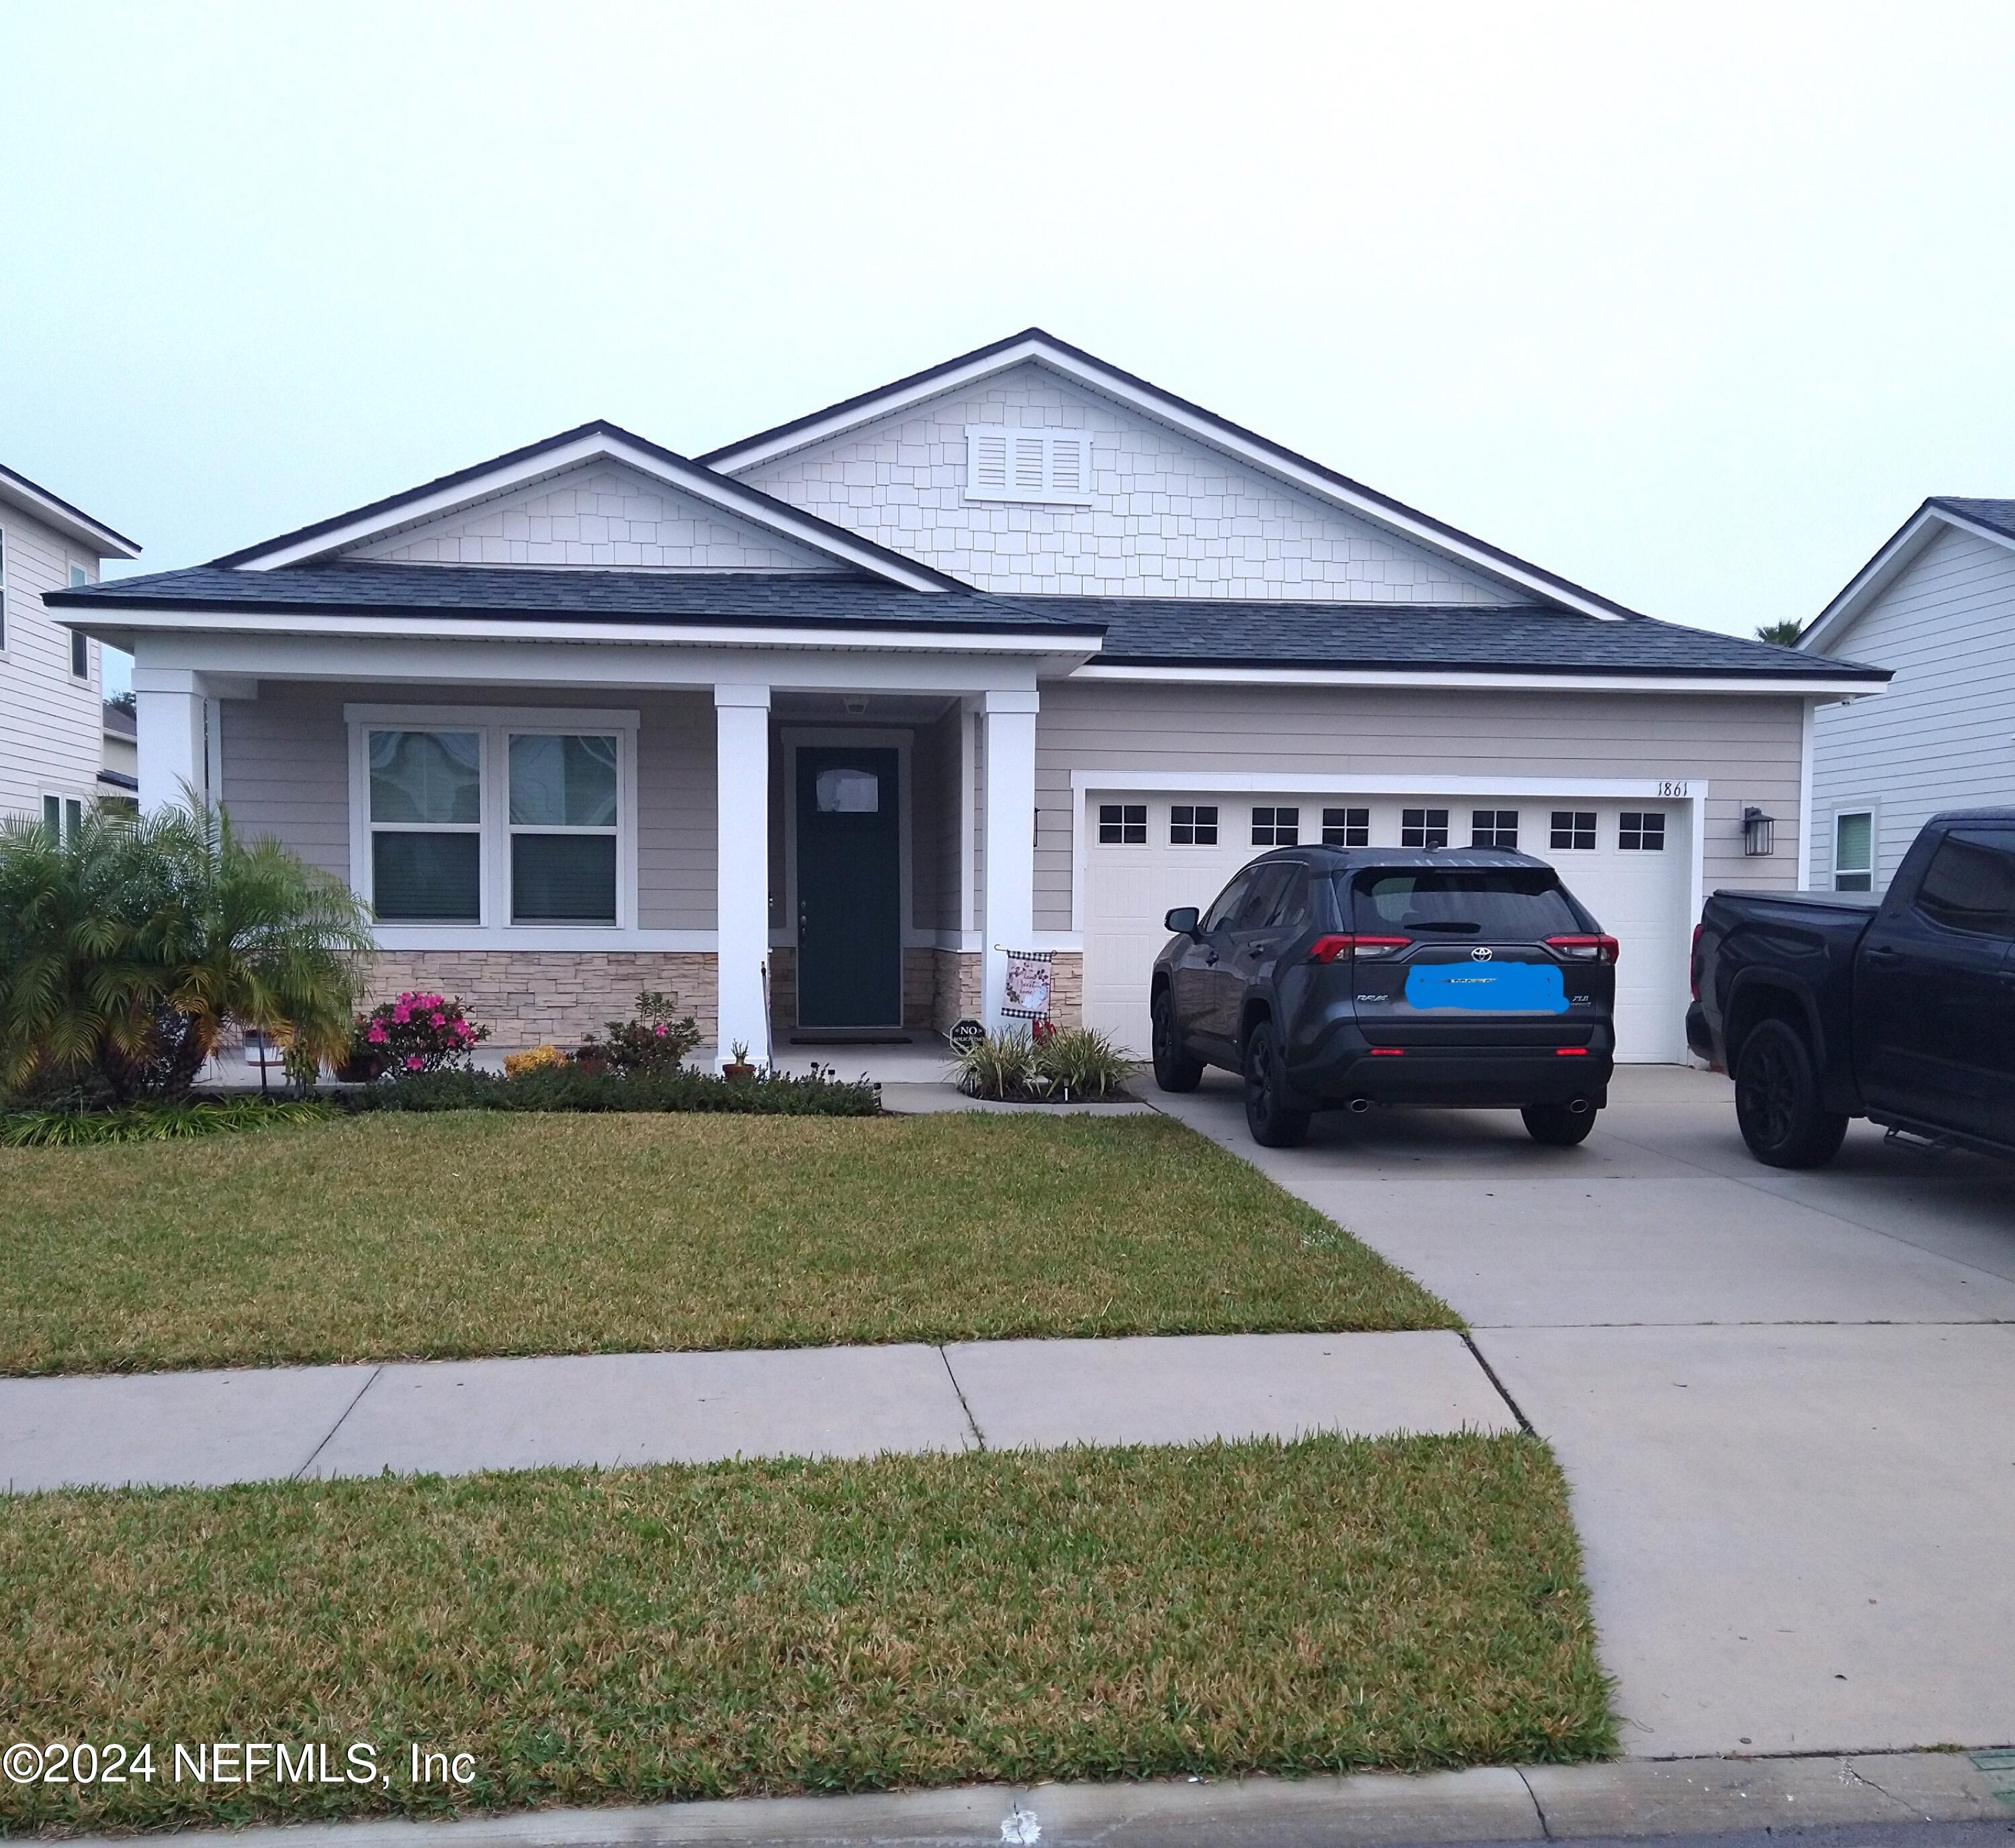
[1000,948,1054,1023]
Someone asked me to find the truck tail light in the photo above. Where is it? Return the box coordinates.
[1554,1046,1590,1056]
[1308,934,1412,963]
[1690,923,1702,1000]
[1545,934,1620,964]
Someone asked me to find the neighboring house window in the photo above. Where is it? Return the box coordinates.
[1098,802,1147,845]
[367,729,484,921]
[68,565,89,680]
[1551,810,1597,850]
[1251,806,1299,846]
[1169,804,1217,845]
[1619,810,1667,852]
[1322,806,1369,847]
[962,426,1095,505]
[508,733,619,923]
[1472,808,1519,849]
[42,795,83,843]
[1912,830,2015,936]
[1400,807,1449,849]
[1832,811,1874,892]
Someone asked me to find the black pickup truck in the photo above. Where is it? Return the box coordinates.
[1687,808,2015,1167]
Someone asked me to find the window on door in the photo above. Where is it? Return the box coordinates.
[1098,802,1147,844]
[1620,810,1668,852]
[1169,803,1217,845]
[1322,806,1369,847]
[1251,806,1298,845]
[508,733,619,923]
[1550,811,1597,851]
[1400,806,1449,848]
[367,729,483,921]
[1471,808,1519,849]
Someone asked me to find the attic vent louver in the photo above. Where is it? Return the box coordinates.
[964,426,1095,506]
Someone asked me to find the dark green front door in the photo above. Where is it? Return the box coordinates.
[795,746,901,1028]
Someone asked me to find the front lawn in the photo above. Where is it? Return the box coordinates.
[0,1112,1453,1374]
[0,1434,1613,1832]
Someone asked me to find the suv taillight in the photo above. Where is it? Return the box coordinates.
[1545,934,1621,964]
[1690,922,1702,1000]
[1309,934,1413,963]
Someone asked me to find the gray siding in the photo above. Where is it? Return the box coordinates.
[1807,525,2015,892]
[0,502,104,820]
[1034,680,1807,931]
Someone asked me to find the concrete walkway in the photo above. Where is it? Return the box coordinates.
[1153,1066,2015,1762]
[0,1330,1513,1495]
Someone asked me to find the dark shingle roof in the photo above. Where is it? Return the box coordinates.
[48,565,1887,681]
[1929,498,2015,541]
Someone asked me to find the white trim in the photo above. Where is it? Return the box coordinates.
[779,725,914,1030]
[1797,698,1817,892]
[345,705,641,936]
[706,334,1633,620]
[1801,502,2015,655]
[231,430,952,592]
[958,705,977,937]
[0,474,138,559]
[1071,662,1881,698]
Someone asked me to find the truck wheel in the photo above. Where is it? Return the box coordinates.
[1151,990,1204,1093]
[1734,1019,1849,1169]
[1243,1020,1310,1148]
[1523,1103,1597,1147]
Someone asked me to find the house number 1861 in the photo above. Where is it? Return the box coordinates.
[1657,780,1691,798]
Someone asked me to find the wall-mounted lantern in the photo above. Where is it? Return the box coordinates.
[1742,806,1776,857]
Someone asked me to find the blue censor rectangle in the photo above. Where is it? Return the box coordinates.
[1404,960,1568,1014]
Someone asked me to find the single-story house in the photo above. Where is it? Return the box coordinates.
[1797,498,2015,894]
[50,330,1887,1067]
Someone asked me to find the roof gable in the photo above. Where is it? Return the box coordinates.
[703,330,1637,619]
[0,461,140,559]
[1800,496,2015,654]
[211,420,960,592]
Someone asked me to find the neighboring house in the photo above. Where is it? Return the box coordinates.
[101,695,138,808]
[1797,498,2015,894]
[1,461,141,833]
[50,330,1885,1066]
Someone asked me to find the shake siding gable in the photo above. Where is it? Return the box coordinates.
[731,363,1519,604]
[1807,524,2015,892]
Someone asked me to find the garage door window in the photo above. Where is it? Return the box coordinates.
[1098,802,1147,845]
[1550,811,1597,851]
[1619,811,1666,852]
[1471,809,1519,849]
[1323,806,1369,847]
[1400,807,1449,849]
[1251,806,1298,846]
[1832,811,1873,891]
[1169,804,1218,845]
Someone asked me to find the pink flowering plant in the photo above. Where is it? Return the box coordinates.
[573,990,699,1076]
[346,991,489,1078]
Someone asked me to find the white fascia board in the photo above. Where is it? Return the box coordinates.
[1069,770,1708,800]
[230,432,950,592]
[705,334,1627,622]
[0,477,140,559]
[1800,502,2015,655]
[1069,662,1882,698]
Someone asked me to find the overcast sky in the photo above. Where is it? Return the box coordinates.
[7,2,2012,695]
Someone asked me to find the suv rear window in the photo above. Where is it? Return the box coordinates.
[1350,869,1587,938]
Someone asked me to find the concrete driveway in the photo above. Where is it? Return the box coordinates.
[1152,1064,2015,1761]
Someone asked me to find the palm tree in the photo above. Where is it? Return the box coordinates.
[0,796,375,1103]
[1756,618,1804,647]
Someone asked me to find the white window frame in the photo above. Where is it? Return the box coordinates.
[40,790,87,843]
[1097,800,1148,845]
[1619,808,1669,853]
[962,425,1095,506]
[1169,802,1219,847]
[1320,805,1370,848]
[1400,806,1450,849]
[1549,809,1599,852]
[67,569,92,682]
[346,704,639,944]
[1832,807,1875,893]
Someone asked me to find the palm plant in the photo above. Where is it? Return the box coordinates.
[0,797,375,1103]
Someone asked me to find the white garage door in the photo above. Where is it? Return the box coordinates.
[1081,794,1693,1062]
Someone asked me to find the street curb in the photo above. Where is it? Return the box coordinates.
[67,1750,2015,1847]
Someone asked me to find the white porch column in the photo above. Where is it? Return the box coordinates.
[713,683,772,1070]
[132,667,208,814]
[979,688,1040,1033]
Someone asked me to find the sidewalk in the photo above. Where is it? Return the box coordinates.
[0,1330,1514,1494]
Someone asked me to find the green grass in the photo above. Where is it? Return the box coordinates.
[0,1112,1453,1375]
[0,1435,1613,1832]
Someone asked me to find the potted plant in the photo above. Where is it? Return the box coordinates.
[722,1039,757,1081]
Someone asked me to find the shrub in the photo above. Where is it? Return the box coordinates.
[351,992,488,1076]
[1032,1025,1137,1100]
[339,1064,879,1117]
[574,990,700,1076]
[952,1029,1037,1100]
[502,1044,568,1078]
[0,1097,336,1148]
[0,798,373,1103]
[953,1026,1138,1101]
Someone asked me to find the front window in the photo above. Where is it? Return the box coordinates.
[1832,811,1873,892]
[367,729,482,921]
[509,733,619,923]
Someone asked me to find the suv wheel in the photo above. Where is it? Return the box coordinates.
[1151,990,1204,1093]
[1734,1017,1848,1169]
[1243,1019,1310,1148]
[1522,1103,1597,1147]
